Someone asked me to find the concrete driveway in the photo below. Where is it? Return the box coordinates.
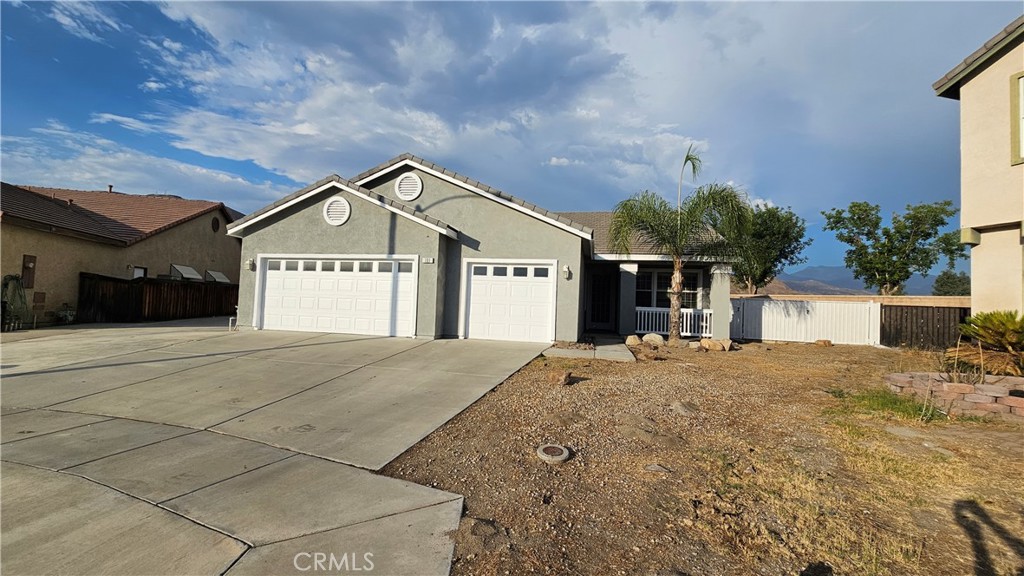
[1,320,544,575]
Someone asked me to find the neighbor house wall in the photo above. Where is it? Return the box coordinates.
[234,187,446,337]
[125,211,241,283]
[959,40,1024,313]
[1,224,121,322]
[364,167,586,341]
[0,212,240,324]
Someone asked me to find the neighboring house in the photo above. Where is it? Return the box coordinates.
[0,183,242,324]
[934,15,1024,313]
[227,154,733,343]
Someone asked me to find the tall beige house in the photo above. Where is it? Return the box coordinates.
[934,15,1024,314]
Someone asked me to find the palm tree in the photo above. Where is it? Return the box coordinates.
[611,152,751,345]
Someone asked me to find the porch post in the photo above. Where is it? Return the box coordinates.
[618,263,637,336]
[710,264,732,339]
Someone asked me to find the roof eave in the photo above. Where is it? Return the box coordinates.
[933,15,1024,100]
[353,155,594,241]
[1,214,127,246]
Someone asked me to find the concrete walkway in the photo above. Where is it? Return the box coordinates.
[1,322,545,575]
[542,336,636,362]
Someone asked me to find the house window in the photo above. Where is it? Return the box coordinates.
[635,270,699,309]
[1013,72,1024,166]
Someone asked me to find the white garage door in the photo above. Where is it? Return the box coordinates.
[465,262,555,342]
[261,257,415,336]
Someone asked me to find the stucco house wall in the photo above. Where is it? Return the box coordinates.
[957,34,1024,313]
[125,211,242,283]
[234,188,447,337]
[1,225,121,319]
[0,208,241,322]
[362,166,586,341]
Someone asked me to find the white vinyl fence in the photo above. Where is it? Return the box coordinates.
[729,299,881,346]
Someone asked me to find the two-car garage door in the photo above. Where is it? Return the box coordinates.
[261,257,415,336]
[258,257,557,342]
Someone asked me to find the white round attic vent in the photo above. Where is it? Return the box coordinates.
[394,173,423,201]
[322,196,351,226]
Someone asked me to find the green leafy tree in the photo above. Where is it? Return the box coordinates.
[733,206,812,294]
[821,201,959,296]
[611,147,752,344]
[932,270,971,296]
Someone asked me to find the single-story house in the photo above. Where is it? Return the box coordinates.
[227,154,733,343]
[0,183,242,324]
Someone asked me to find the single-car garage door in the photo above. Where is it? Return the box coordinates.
[261,257,415,336]
[464,262,555,342]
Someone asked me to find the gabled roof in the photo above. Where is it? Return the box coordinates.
[558,211,720,258]
[1,182,230,246]
[352,153,593,240]
[226,174,459,239]
[934,14,1024,100]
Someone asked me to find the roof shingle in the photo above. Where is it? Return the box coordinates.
[1,183,228,245]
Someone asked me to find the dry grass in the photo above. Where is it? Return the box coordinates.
[383,342,1024,575]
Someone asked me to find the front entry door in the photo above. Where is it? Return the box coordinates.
[586,269,616,331]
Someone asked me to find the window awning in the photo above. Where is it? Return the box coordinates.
[170,264,203,281]
[205,270,230,283]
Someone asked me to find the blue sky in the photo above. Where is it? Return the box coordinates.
[2,1,1020,272]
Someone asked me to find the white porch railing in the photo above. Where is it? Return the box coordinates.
[636,307,713,337]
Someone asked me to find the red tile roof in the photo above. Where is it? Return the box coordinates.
[1,183,229,245]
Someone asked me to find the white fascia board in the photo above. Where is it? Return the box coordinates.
[227,180,456,239]
[355,159,591,241]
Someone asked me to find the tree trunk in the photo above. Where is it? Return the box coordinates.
[668,257,682,346]
[747,279,757,295]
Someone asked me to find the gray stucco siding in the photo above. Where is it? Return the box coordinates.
[235,187,446,337]
[365,167,585,341]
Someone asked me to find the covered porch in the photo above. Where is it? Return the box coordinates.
[580,259,732,340]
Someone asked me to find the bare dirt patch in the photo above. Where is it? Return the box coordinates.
[382,342,1024,575]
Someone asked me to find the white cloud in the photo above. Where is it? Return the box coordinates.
[89,113,158,134]
[546,157,583,167]
[0,122,291,214]
[138,79,167,93]
[48,2,121,44]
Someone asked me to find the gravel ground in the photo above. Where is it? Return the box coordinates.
[382,341,1024,576]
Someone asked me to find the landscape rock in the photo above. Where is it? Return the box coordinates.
[625,335,642,347]
[645,464,672,473]
[700,338,735,352]
[815,339,834,347]
[642,333,666,346]
[548,370,572,386]
[700,338,724,351]
[669,400,699,417]
[687,341,701,349]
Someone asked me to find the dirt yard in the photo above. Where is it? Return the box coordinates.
[382,341,1024,576]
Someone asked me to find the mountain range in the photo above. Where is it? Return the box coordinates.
[764,266,937,296]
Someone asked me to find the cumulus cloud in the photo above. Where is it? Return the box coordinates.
[1,121,291,214]
[546,157,584,167]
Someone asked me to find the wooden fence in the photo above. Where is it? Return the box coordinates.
[879,305,971,350]
[77,273,238,323]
